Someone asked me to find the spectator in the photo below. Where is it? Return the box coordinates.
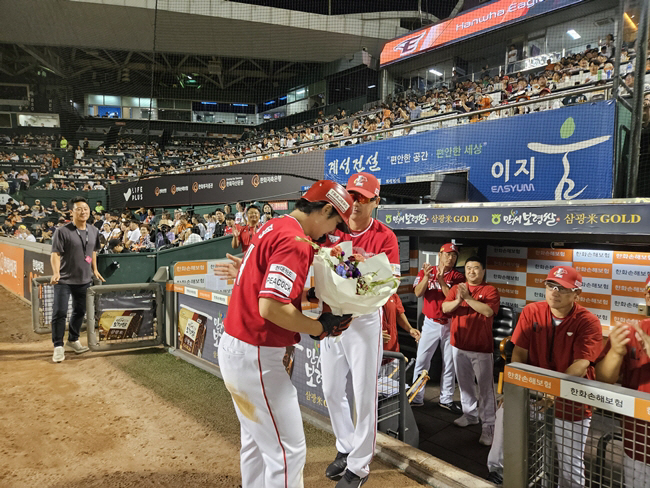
[95,201,105,213]
[0,176,9,194]
[231,204,261,253]
[487,266,602,486]
[442,256,500,446]
[507,45,518,73]
[74,146,85,160]
[191,215,207,239]
[132,225,154,251]
[125,220,141,248]
[60,136,68,149]
[234,201,247,226]
[183,226,203,245]
[154,220,175,249]
[224,213,235,236]
[260,203,275,224]
[108,238,127,253]
[212,209,227,238]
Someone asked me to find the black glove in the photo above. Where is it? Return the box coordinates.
[310,312,353,340]
[306,287,317,303]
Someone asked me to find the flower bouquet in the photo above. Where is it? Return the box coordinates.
[297,238,400,317]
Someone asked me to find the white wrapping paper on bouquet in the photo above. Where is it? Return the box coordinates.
[312,241,399,317]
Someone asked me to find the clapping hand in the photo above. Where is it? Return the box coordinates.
[631,323,650,357]
[608,322,631,356]
[457,282,470,300]
[213,253,242,279]
[422,262,433,278]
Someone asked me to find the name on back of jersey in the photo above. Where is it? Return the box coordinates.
[265,273,294,297]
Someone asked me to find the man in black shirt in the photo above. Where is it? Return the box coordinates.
[50,197,105,363]
[212,208,227,238]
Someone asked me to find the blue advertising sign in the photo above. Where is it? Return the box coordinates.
[324,101,615,202]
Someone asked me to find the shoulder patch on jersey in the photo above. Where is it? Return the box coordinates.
[265,273,294,297]
[269,263,297,281]
[327,234,341,243]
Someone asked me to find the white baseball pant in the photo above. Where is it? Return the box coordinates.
[624,453,650,488]
[488,406,591,488]
[219,332,306,488]
[412,317,456,404]
[321,310,383,479]
[452,346,497,427]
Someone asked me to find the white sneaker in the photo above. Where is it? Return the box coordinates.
[454,414,479,427]
[65,340,89,354]
[479,426,494,446]
[52,346,65,363]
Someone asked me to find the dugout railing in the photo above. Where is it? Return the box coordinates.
[503,363,650,488]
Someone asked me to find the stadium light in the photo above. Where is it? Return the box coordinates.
[624,12,637,31]
[429,69,443,76]
[367,85,376,89]
[566,29,581,40]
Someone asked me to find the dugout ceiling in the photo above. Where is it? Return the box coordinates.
[0,0,416,63]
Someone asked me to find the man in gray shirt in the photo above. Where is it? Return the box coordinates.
[50,196,104,363]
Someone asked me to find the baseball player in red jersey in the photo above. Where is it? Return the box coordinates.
[381,293,421,353]
[412,243,465,410]
[487,265,602,487]
[231,204,262,253]
[218,180,355,488]
[596,276,650,487]
[320,172,400,488]
[442,255,500,446]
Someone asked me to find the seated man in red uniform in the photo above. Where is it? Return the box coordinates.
[442,255,500,447]
[487,265,603,486]
[596,275,650,488]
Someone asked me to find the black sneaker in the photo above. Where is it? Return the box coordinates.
[438,401,463,415]
[325,452,348,481]
[335,469,368,487]
[487,471,503,485]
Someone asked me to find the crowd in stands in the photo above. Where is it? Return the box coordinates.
[0,198,278,254]
[0,132,61,149]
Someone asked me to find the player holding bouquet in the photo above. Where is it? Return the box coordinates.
[215,180,355,488]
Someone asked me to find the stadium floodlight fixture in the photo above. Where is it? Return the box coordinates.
[429,69,443,76]
[567,29,581,40]
[367,85,376,89]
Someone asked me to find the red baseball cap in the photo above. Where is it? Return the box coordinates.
[546,266,583,290]
[440,242,459,255]
[302,180,353,232]
[346,172,380,199]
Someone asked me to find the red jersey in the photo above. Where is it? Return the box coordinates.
[236,224,259,253]
[598,319,650,462]
[413,267,465,322]
[224,226,233,236]
[444,283,500,354]
[225,215,314,347]
[512,301,603,421]
[324,218,400,276]
[382,294,404,353]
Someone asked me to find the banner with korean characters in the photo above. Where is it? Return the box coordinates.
[173,260,234,292]
[486,246,650,334]
[377,202,650,236]
[505,365,650,423]
[325,100,615,202]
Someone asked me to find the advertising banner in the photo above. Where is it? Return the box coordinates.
[325,101,615,202]
[109,172,314,209]
[377,202,649,235]
[0,242,24,297]
[23,248,52,299]
[177,293,227,366]
[380,0,585,66]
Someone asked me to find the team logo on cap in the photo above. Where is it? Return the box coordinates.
[325,189,350,213]
[353,175,367,187]
[574,280,582,288]
[553,268,567,278]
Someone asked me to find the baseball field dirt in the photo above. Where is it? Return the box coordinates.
[0,287,424,487]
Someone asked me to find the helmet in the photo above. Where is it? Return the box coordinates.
[302,180,353,233]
